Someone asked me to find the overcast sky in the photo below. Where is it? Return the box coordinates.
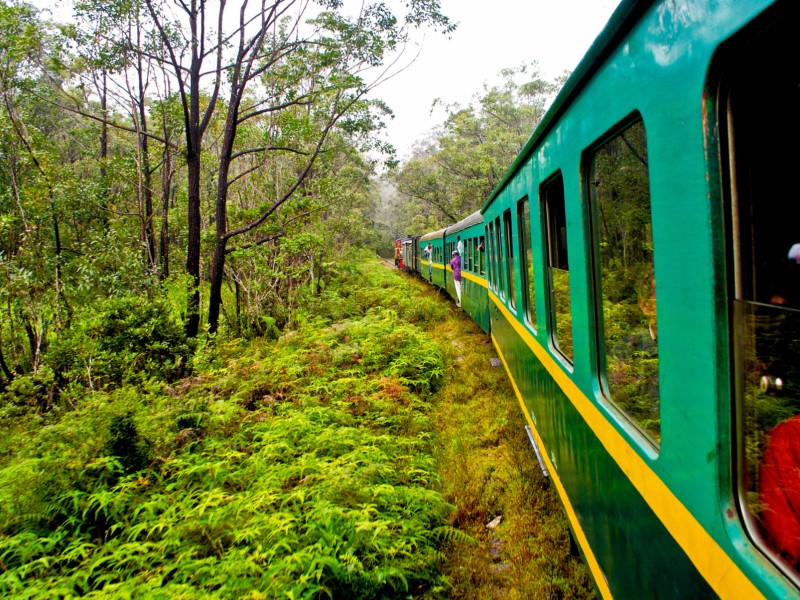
[374,0,620,159]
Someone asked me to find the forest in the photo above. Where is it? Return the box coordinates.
[0,0,597,597]
[0,0,567,409]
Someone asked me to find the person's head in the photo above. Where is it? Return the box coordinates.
[452,250,458,257]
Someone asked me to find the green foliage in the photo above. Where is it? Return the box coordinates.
[44,293,194,390]
[592,119,660,441]
[388,64,561,234]
[300,252,451,336]
[0,272,451,598]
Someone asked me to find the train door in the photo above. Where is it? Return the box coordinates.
[718,2,800,582]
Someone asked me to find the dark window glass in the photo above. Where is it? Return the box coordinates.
[721,7,800,577]
[519,197,537,330]
[470,238,475,272]
[494,217,505,299]
[503,209,516,310]
[590,118,659,442]
[543,173,572,362]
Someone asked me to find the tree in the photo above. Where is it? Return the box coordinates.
[390,64,561,233]
[128,0,452,335]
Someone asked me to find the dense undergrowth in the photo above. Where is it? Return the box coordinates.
[0,255,593,598]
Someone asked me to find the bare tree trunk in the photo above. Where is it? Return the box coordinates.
[207,61,242,334]
[185,153,202,337]
[99,70,108,180]
[0,334,14,383]
[160,161,173,280]
[183,1,205,338]
[137,41,156,272]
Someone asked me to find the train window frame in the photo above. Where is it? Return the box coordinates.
[503,209,517,311]
[495,217,505,300]
[586,113,661,445]
[479,235,486,275]
[542,171,573,364]
[518,196,537,332]
[469,238,475,272]
[713,2,800,582]
[487,223,496,290]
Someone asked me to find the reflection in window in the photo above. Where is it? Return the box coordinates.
[503,210,516,310]
[519,197,537,330]
[542,173,572,362]
[723,8,800,576]
[590,118,660,441]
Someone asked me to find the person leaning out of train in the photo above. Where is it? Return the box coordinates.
[450,250,462,308]
[457,236,463,258]
[424,243,433,279]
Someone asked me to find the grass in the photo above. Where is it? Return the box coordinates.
[392,264,596,599]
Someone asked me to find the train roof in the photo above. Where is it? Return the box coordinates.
[481,0,652,213]
[445,211,483,236]
[420,228,447,242]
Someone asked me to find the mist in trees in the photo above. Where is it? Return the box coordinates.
[387,63,564,236]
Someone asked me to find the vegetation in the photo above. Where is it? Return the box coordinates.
[0,256,593,598]
[589,119,659,441]
[0,1,596,596]
[384,64,564,237]
[0,0,454,390]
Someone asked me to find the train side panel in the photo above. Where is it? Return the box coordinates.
[480,0,795,598]
[443,218,490,334]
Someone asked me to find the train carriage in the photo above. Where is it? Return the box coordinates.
[442,213,490,333]
[403,0,800,597]
[400,236,417,273]
[419,229,446,288]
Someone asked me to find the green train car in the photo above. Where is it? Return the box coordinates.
[419,229,445,287]
[405,0,800,597]
[443,212,490,333]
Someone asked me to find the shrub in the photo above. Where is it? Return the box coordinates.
[46,294,195,390]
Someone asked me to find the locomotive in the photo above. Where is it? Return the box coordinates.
[397,0,800,597]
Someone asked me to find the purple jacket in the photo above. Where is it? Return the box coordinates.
[450,255,462,281]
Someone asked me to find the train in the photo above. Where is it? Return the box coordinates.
[394,0,800,597]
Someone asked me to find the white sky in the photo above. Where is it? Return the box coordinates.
[374,0,620,159]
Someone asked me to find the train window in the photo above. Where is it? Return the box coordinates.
[719,5,800,577]
[542,173,573,362]
[589,118,659,442]
[487,223,496,289]
[479,235,486,275]
[503,210,516,310]
[495,217,505,299]
[470,238,475,272]
[468,238,474,272]
[518,197,537,330]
